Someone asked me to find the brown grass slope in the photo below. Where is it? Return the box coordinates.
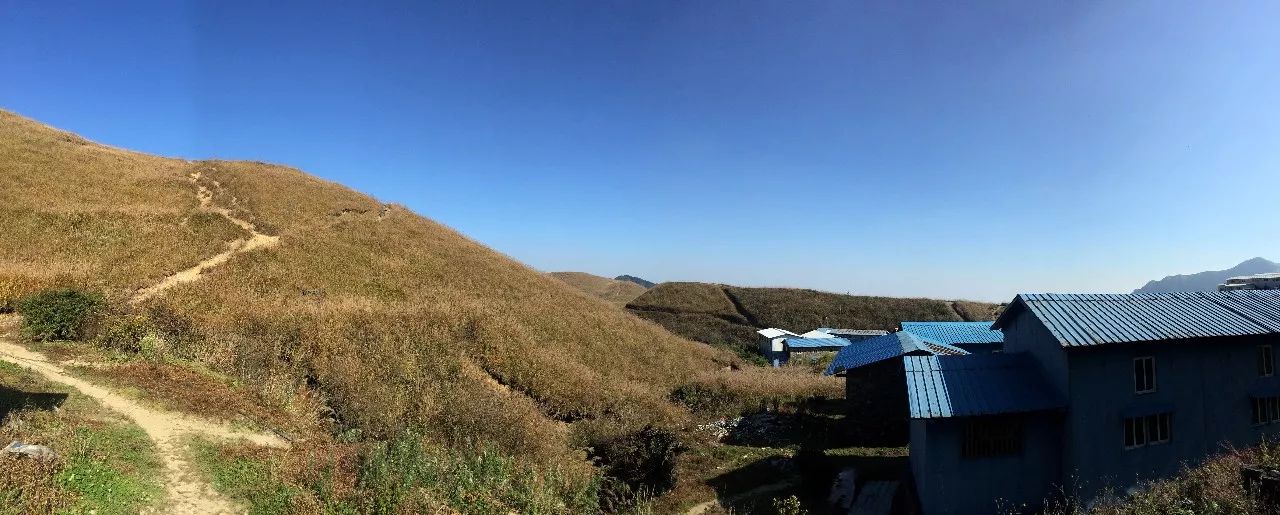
[627,283,1001,358]
[0,109,737,475]
[549,271,648,306]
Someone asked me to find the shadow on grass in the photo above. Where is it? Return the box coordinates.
[0,385,68,420]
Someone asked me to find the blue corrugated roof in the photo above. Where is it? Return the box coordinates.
[783,337,851,349]
[993,291,1280,347]
[824,332,968,376]
[905,354,1065,419]
[901,321,1003,347]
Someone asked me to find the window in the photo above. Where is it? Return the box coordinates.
[1260,346,1275,377]
[1253,396,1280,425]
[1124,413,1172,449]
[963,416,1024,458]
[1134,356,1156,393]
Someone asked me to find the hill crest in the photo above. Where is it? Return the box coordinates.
[1133,257,1280,293]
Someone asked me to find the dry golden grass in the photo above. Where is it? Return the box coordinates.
[70,361,322,436]
[726,286,980,331]
[672,367,843,418]
[549,272,648,306]
[0,109,740,480]
[627,282,746,321]
[0,111,246,299]
[953,300,1004,322]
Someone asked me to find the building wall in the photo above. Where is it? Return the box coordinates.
[956,342,1002,354]
[843,358,909,446]
[1064,335,1280,500]
[1000,310,1069,397]
[911,414,1063,515]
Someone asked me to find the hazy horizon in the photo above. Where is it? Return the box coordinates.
[6,1,1280,302]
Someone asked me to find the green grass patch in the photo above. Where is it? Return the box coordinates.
[190,432,605,515]
[0,363,162,514]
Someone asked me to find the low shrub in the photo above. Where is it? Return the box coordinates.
[588,426,685,510]
[16,288,103,341]
[93,313,157,354]
[772,495,807,515]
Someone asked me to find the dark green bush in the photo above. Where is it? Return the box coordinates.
[16,289,103,341]
[588,426,685,509]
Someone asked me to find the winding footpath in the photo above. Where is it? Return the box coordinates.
[2,170,289,513]
[130,171,280,304]
[0,330,288,513]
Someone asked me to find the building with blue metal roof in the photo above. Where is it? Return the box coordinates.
[823,332,969,446]
[910,290,1280,515]
[906,354,1066,515]
[900,321,1004,353]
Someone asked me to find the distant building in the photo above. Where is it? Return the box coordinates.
[901,321,1004,354]
[757,328,800,366]
[909,291,1280,515]
[759,327,886,367]
[825,332,968,445]
[817,327,889,342]
[1219,272,1280,291]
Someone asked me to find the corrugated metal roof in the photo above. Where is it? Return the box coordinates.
[905,354,1065,419]
[819,328,891,337]
[784,337,852,349]
[901,321,1003,347]
[992,291,1280,347]
[757,328,799,339]
[825,332,968,376]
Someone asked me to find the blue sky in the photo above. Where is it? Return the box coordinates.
[4,1,1279,301]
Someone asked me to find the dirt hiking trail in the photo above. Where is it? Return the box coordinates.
[0,325,288,513]
[1,171,290,513]
[131,170,280,304]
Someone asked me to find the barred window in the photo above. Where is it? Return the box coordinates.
[963,416,1024,459]
[1134,356,1156,393]
[1124,412,1171,449]
[1252,396,1280,425]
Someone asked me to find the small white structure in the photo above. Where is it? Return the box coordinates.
[1219,272,1280,291]
[799,329,837,339]
[757,327,799,356]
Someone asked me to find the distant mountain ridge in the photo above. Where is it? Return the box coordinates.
[615,275,656,289]
[1133,257,1280,293]
[548,272,648,305]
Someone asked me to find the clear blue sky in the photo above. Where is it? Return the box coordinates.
[5,1,1279,301]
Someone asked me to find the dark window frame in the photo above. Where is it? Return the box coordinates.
[1260,345,1275,377]
[1124,412,1171,449]
[962,416,1024,459]
[1134,356,1156,394]
[1253,396,1280,426]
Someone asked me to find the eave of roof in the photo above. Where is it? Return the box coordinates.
[824,331,969,376]
[992,291,1280,348]
[905,353,1065,419]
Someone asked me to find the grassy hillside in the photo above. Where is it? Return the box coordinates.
[549,272,648,306]
[627,283,1001,359]
[0,110,844,511]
